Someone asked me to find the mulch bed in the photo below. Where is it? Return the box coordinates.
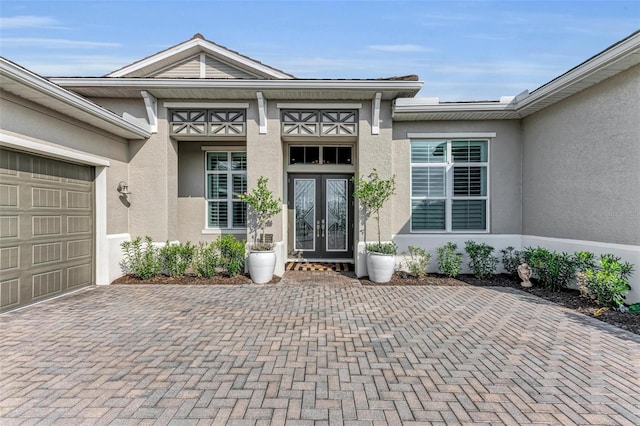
[112,271,639,336]
[361,272,640,335]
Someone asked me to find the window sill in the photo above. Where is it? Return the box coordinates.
[201,229,247,235]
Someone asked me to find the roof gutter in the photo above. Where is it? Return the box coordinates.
[1,58,151,139]
[516,30,640,112]
[51,77,424,93]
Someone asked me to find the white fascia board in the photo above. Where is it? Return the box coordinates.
[394,98,517,113]
[517,31,640,110]
[53,78,424,93]
[107,38,294,79]
[1,58,151,139]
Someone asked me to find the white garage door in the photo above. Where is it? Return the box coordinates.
[0,148,95,312]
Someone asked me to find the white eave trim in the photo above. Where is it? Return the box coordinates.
[53,78,424,93]
[394,98,517,114]
[1,58,151,139]
[518,31,640,110]
[106,37,294,79]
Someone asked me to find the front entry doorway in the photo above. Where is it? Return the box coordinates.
[288,173,354,260]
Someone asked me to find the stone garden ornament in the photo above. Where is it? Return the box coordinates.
[518,263,533,288]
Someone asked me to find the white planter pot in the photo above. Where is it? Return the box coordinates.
[248,250,276,284]
[367,251,395,283]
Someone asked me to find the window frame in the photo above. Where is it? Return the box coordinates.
[204,148,247,230]
[410,139,490,233]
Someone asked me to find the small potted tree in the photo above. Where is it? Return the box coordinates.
[238,176,282,283]
[352,169,397,283]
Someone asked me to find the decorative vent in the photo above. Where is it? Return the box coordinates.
[281,110,358,137]
[170,109,246,136]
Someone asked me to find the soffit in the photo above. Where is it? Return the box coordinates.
[51,78,424,101]
[0,60,151,140]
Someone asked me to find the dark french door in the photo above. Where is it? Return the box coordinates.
[288,174,354,260]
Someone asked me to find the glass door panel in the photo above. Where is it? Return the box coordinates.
[294,179,315,251]
[326,179,348,251]
[288,174,353,259]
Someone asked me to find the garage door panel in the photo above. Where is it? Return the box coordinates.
[0,278,20,309]
[0,148,94,312]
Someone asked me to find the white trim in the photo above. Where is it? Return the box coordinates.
[1,58,151,139]
[409,139,490,233]
[55,78,424,94]
[0,132,111,166]
[371,92,381,135]
[106,37,294,79]
[199,53,206,78]
[164,101,250,108]
[408,132,497,139]
[517,31,640,111]
[95,167,109,285]
[256,92,267,134]
[277,102,363,109]
[140,91,158,133]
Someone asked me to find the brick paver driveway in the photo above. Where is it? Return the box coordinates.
[2,278,640,425]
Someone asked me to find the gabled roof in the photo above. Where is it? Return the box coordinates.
[0,57,151,140]
[393,30,640,121]
[107,34,295,79]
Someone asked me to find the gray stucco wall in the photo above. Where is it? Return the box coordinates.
[177,140,247,244]
[0,90,131,235]
[522,64,640,245]
[391,120,523,235]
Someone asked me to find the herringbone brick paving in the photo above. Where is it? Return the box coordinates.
[1,276,639,425]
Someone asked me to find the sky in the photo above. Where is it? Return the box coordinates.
[0,0,638,101]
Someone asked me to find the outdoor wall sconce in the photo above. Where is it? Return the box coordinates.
[117,181,131,195]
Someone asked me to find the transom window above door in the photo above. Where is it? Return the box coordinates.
[289,146,352,165]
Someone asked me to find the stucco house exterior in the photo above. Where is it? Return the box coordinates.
[1,31,638,311]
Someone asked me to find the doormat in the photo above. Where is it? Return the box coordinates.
[286,262,353,272]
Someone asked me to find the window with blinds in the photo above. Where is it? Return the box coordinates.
[410,140,488,232]
[205,151,247,228]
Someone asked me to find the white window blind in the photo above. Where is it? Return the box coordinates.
[411,140,489,232]
[205,151,247,228]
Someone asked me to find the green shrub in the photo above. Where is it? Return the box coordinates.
[403,245,431,278]
[192,242,219,278]
[121,236,161,280]
[523,247,577,291]
[464,241,498,280]
[574,251,596,273]
[584,254,634,308]
[500,246,523,276]
[159,241,195,277]
[437,243,463,278]
[367,242,398,255]
[217,234,246,277]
